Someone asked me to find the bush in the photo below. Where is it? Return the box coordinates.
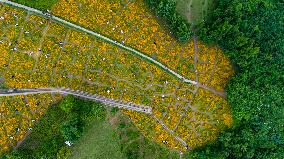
[60,115,84,142]
[145,0,193,43]
[77,100,106,121]
[56,146,72,159]
[10,0,58,10]
[59,95,76,113]
[59,96,107,142]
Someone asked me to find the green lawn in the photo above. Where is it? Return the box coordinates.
[10,0,58,10]
[69,120,125,159]
[176,0,216,25]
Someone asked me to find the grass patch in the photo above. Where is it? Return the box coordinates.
[10,0,58,10]
[69,120,125,159]
[176,0,216,25]
[66,111,180,159]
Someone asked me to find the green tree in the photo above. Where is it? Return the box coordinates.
[145,0,193,42]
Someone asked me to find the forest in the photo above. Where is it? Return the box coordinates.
[193,0,283,158]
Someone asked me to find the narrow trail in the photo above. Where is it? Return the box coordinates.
[151,114,190,150]
[193,36,226,97]
[0,88,152,114]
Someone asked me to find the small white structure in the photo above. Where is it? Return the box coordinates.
[65,141,73,147]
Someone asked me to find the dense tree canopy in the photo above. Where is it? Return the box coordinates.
[199,0,284,70]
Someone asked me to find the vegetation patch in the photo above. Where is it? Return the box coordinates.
[0,93,61,156]
[68,120,124,159]
[144,0,193,42]
[69,111,180,159]
[10,0,58,11]
[3,95,106,159]
[114,112,180,159]
[147,0,283,157]
[176,0,216,25]
[4,96,180,159]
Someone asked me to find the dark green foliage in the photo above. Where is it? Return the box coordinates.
[111,107,119,114]
[60,114,83,142]
[186,105,284,158]
[78,99,106,121]
[59,96,106,142]
[185,0,284,158]
[59,95,76,113]
[10,0,58,10]
[145,0,193,42]
[199,0,284,70]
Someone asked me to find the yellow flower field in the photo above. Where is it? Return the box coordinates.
[0,0,234,154]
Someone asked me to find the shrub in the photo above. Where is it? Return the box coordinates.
[56,146,72,159]
[60,114,84,142]
[145,0,193,43]
[59,95,76,113]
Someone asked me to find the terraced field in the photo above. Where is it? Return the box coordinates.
[0,0,233,155]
